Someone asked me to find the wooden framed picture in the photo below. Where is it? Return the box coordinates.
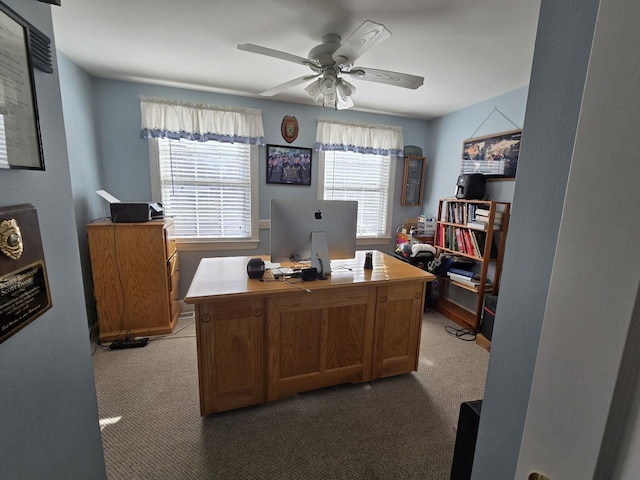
[266,144,312,186]
[461,129,522,180]
[0,1,45,170]
[401,155,426,206]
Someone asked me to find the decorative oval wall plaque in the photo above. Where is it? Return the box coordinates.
[281,116,299,143]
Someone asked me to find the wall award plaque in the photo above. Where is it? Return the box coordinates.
[281,116,299,143]
[0,204,51,345]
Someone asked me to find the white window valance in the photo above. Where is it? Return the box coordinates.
[140,96,265,145]
[315,119,404,157]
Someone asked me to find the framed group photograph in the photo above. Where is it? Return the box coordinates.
[461,129,522,180]
[0,1,45,170]
[266,144,312,186]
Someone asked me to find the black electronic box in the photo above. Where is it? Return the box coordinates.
[110,202,164,223]
[455,173,486,200]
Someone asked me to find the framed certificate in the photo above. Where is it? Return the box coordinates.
[0,2,45,170]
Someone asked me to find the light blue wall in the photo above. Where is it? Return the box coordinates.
[89,78,430,296]
[0,1,105,478]
[58,52,106,328]
[472,0,601,477]
[424,86,529,218]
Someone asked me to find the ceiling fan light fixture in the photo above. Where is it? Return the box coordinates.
[336,79,355,110]
[305,79,323,101]
[319,77,336,95]
[336,93,354,111]
[322,92,337,109]
[318,69,338,95]
[336,79,356,98]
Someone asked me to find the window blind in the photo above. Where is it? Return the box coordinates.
[0,115,8,167]
[323,150,391,238]
[157,138,252,239]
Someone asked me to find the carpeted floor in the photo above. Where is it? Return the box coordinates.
[92,310,488,479]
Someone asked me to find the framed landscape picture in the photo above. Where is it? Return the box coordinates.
[266,144,312,186]
[461,129,522,180]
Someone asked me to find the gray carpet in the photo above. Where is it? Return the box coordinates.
[92,311,488,479]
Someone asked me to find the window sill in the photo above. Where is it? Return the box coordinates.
[357,237,392,246]
[176,239,259,252]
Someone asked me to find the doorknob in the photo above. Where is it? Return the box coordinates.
[529,473,550,480]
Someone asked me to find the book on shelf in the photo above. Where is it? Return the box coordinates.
[447,271,481,284]
[467,220,500,230]
[475,208,503,218]
[448,267,475,278]
[469,230,481,255]
[454,228,466,254]
[447,271,492,287]
[474,212,502,224]
[447,272,475,284]
[449,279,494,292]
[462,229,476,256]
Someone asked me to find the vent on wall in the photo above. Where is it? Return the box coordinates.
[29,25,53,74]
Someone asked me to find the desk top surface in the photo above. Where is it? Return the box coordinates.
[185,250,434,303]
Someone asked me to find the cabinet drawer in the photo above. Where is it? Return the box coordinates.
[164,221,177,259]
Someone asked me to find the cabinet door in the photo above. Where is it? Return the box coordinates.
[372,282,425,379]
[266,287,376,401]
[195,299,265,415]
[401,156,426,206]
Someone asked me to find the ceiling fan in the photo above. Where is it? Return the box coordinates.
[238,20,424,110]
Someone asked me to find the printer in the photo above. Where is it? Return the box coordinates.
[96,190,164,223]
[110,202,164,223]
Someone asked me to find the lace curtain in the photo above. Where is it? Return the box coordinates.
[139,96,265,145]
[315,119,404,157]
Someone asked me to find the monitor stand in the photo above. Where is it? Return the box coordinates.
[311,231,331,277]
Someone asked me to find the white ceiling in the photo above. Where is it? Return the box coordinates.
[51,0,541,120]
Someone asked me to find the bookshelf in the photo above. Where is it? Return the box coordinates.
[435,199,510,341]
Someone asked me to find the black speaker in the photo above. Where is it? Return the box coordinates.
[481,295,498,341]
[450,400,483,480]
[456,174,486,200]
[246,258,265,279]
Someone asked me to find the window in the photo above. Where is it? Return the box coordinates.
[319,150,395,239]
[150,138,258,246]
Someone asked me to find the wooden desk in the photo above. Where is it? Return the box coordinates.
[185,250,434,415]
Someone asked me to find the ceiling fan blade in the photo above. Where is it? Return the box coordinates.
[259,74,320,97]
[238,43,321,70]
[345,67,424,90]
[331,20,391,66]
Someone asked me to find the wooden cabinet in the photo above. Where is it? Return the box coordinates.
[87,219,179,341]
[435,199,510,339]
[401,155,426,206]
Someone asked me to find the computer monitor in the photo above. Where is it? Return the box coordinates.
[270,199,358,276]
